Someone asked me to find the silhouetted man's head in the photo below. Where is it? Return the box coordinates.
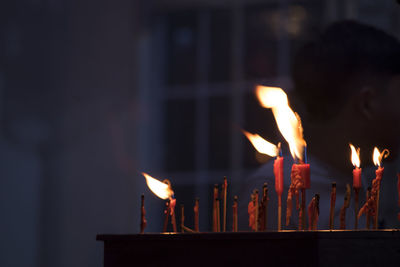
[292,20,400,156]
[293,20,400,122]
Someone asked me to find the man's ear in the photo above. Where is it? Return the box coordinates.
[357,87,378,120]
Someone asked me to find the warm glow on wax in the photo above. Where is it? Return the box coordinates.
[349,143,360,168]
[373,147,389,167]
[242,130,279,157]
[142,172,174,200]
[255,85,306,161]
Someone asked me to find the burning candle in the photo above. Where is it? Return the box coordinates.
[142,172,176,232]
[242,130,283,230]
[349,143,361,229]
[255,85,308,230]
[350,144,362,188]
[372,147,389,228]
[357,147,388,229]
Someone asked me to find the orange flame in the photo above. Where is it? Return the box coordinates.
[242,130,279,157]
[255,85,306,161]
[373,147,389,167]
[349,143,360,168]
[142,172,174,200]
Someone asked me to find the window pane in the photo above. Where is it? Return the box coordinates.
[209,9,232,83]
[244,6,279,80]
[166,10,198,86]
[164,99,196,171]
[208,96,231,170]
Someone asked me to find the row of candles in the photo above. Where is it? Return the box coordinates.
[140,85,400,233]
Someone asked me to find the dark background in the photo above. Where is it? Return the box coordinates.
[1,0,400,266]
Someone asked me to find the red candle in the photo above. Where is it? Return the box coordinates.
[274,156,284,195]
[353,168,362,189]
[376,166,384,180]
[296,163,310,189]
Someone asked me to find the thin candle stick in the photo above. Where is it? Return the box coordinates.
[278,196,282,231]
[254,190,259,232]
[194,198,199,232]
[163,200,170,232]
[171,205,177,232]
[233,196,238,232]
[354,188,360,229]
[180,205,185,233]
[212,184,218,232]
[260,183,268,231]
[216,198,221,232]
[366,187,371,229]
[301,189,306,230]
[340,184,351,230]
[374,188,380,229]
[140,194,146,234]
[329,183,336,230]
[223,177,227,232]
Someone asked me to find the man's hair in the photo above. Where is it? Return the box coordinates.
[292,20,400,121]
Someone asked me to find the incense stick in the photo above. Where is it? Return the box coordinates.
[354,188,360,229]
[140,194,146,234]
[254,190,259,232]
[233,196,238,232]
[260,183,268,231]
[212,184,218,232]
[366,187,371,229]
[194,198,199,232]
[329,183,336,230]
[223,177,227,232]
[300,189,306,230]
[216,198,221,232]
[374,188,380,229]
[163,200,170,232]
[340,184,351,230]
[180,204,185,233]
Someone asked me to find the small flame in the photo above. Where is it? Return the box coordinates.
[349,143,360,168]
[142,172,174,200]
[373,147,389,167]
[255,85,306,161]
[242,130,278,157]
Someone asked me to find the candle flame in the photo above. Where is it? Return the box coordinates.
[349,143,360,168]
[142,172,174,200]
[373,147,389,167]
[242,130,278,157]
[255,85,306,161]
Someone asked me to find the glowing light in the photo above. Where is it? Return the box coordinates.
[142,172,174,200]
[255,85,306,161]
[349,143,361,168]
[373,147,389,167]
[242,130,278,157]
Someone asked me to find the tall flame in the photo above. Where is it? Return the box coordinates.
[142,172,174,200]
[255,85,306,161]
[349,143,360,168]
[373,147,389,167]
[242,130,278,157]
